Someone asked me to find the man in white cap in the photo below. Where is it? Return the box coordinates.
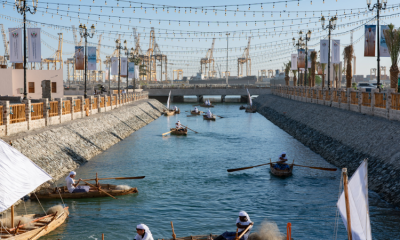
[65,171,90,193]
[175,120,185,132]
[213,211,253,240]
[193,107,199,113]
[274,152,290,170]
[134,224,154,240]
[174,106,179,112]
[206,109,213,118]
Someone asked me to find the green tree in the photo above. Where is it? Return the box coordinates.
[383,24,400,91]
[283,61,291,86]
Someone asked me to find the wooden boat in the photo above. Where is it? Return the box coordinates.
[245,107,257,113]
[31,184,138,199]
[239,105,246,110]
[170,128,188,135]
[164,109,175,116]
[191,110,203,115]
[0,207,69,240]
[200,104,215,108]
[203,115,216,121]
[160,235,218,240]
[175,109,180,114]
[269,163,294,177]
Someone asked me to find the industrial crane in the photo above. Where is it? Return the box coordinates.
[200,38,216,79]
[237,37,252,78]
[0,24,9,66]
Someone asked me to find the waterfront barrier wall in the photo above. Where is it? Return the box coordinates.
[253,94,400,207]
[0,91,149,137]
[0,98,166,196]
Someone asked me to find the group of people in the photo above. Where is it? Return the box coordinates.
[204,100,212,106]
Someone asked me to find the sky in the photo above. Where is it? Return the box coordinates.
[1,0,400,81]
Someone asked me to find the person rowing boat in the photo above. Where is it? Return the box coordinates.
[206,110,213,118]
[134,224,154,240]
[175,120,185,132]
[213,211,253,240]
[205,100,212,106]
[66,171,95,193]
[174,106,179,111]
[274,152,290,171]
[193,107,199,113]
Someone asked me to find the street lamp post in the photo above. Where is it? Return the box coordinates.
[367,0,387,91]
[292,32,304,86]
[79,24,95,99]
[123,41,133,91]
[115,39,124,95]
[305,30,312,86]
[321,16,337,89]
[226,33,230,85]
[15,0,38,100]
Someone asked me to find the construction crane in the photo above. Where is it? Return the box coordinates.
[0,24,9,66]
[173,69,183,80]
[42,33,63,70]
[237,37,252,78]
[200,38,216,79]
[95,34,103,82]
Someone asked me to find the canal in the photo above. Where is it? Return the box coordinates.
[18,101,400,239]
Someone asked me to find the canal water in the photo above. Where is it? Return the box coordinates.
[17,102,400,240]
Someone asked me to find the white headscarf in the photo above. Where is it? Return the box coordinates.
[136,224,153,240]
[281,152,286,155]
[238,211,251,222]
[65,171,76,181]
[207,110,211,114]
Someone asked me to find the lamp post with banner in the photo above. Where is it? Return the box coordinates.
[367,0,387,91]
[15,0,38,100]
[79,24,95,99]
[305,30,312,86]
[321,16,337,89]
[293,32,304,86]
[115,39,124,95]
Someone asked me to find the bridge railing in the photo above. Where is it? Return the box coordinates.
[142,84,269,89]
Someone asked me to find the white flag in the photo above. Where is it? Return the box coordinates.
[111,57,118,75]
[134,65,139,79]
[120,57,128,75]
[27,28,41,62]
[87,46,96,70]
[128,62,135,78]
[320,40,329,64]
[291,54,297,70]
[332,40,341,63]
[337,160,372,240]
[9,28,22,63]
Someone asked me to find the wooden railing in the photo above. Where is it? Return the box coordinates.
[31,103,43,120]
[0,106,2,125]
[350,92,358,105]
[374,93,386,109]
[341,92,347,104]
[362,92,372,107]
[84,99,90,111]
[107,96,111,107]
[325,90,331,101]
[62,101,71,115]
[49,101,58,117]
[10,104,26,123]
[92,98,98,110]
[332,91,339,102]
[392,94,400,110]
[74,99,81,112]
[100,97,105,108]
[317,90,323,100]
[112,96,117,106]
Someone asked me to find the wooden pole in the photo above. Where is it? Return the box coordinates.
[81,180,117,199]
[11,205,14,228]
[171,221,176,240]
[102,233,104,240]
[96,173,99,188]
[343,168,352,240]
[234,228,239,240]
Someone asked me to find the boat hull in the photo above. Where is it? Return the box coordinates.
[161,235,219,240]
[270,163,294,177]
[203,115,216,121]
[164,110,175,116]
[170,128,188,135]
[200,104,214,108]
[239,106,246,110]
[191,111,202,115]
[175,109,180,114]
[245,107,257,113]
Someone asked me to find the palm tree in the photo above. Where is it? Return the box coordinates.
[310,51,317,87]
[334,64,340,88]
[343,45,354,88]
[291,70,298,86]
[383,24,400,91]
[321,63,327,88]
[283,61,291,86]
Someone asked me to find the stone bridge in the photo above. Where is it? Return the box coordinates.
[144,84,270,102]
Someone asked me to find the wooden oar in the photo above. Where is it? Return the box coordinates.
[293,164,337,171]
[227,162,277,172]
[171,221,176,240]
[181,124,198,133]
[81,180,117,199]
[236,223,254,240]
[162,131,173,136]
[187,115,197,117]
[82,176,145,181]
[215,115,225,118]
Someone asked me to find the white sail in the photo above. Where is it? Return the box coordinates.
[337,160,372,240]
[167,91,171,110]
[247,89,252,107]
[0,139,52,212]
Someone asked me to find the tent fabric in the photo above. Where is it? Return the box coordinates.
[0,139,52,212]
[167,91,171,110]
[337,160,372,240]
[247,89,252,107]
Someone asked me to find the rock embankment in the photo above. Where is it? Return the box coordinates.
[254,94,400,207]
[1,99,165,184]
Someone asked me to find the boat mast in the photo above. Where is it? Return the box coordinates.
[11,205,14,228]
[343,168,352,240]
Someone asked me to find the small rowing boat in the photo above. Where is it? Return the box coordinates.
[200,104,215,108]
[191,110,203,115]
[31,184,138,199]
[269,163,294,177]
[170,128,188,135]
[239,105,246,110]
[203,115,216,121]
[245,107,257,113]
[175,109,181,114]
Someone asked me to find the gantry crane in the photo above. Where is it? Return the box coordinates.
[42,33,63,70]
[237,37,252,78]
[95,34,103,82]
[0,24,9,66]
[173,69,183,80]
[200,38,216,79]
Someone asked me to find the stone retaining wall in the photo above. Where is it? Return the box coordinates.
[0,99,165,196]
[254,94,400,207]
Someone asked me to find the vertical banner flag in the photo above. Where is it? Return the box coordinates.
[120,58,128,76]
[332,40,341,63]
[87,47,96,70]
[291,54,298,70]
[297,49,306,68]
[320,40,329,63]
[27,28,41,62]
[111,57,118,75]
[105,70,109,80]
[9,28,22,63]
[128,62,135,78]
[307,49,315,69]
[134,65,139,79]
[75,46,84,70]
[380,25,390,57]
[365,25,376,57]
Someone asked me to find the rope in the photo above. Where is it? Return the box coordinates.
[33,193,47,215]
[333,172,343,240]
[52,180,66,208]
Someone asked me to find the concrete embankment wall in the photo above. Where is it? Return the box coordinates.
[1,99,165,188]
[254,94,400,207]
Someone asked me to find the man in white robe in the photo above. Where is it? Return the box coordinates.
[194,107,199,113]
[207,110,213,118]
[213,211,253,240]
[65,171,90,193]
[134,224,154,240]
